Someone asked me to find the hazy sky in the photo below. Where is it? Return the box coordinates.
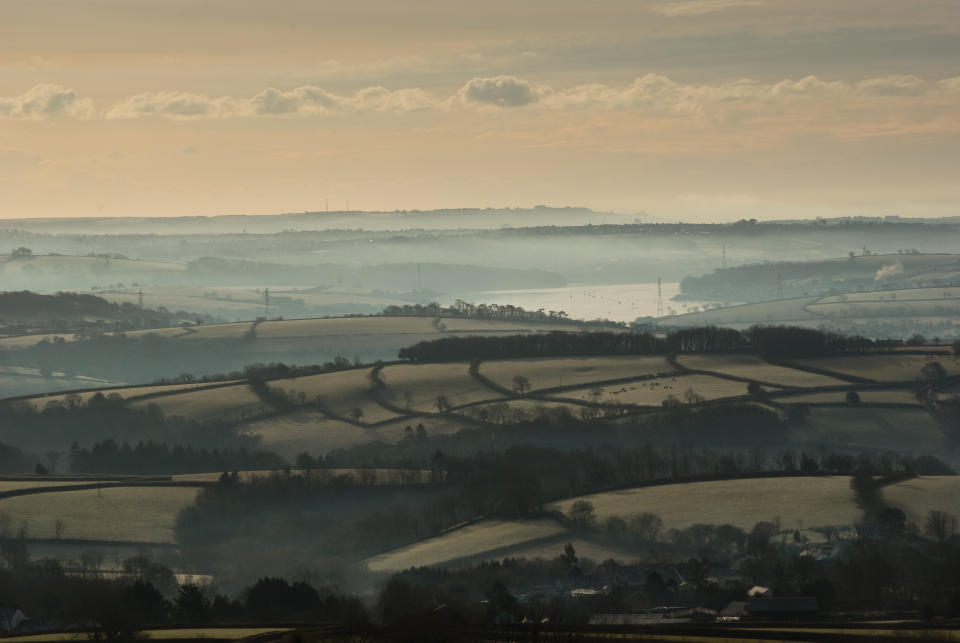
[2,0,959,220]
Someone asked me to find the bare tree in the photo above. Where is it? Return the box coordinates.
[45,451,61,474]
[924,510,957,544]
[567,500,596,528]
[683,388,705,405]
[512,376,531,395]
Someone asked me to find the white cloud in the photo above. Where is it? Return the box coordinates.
[0,84,93,120]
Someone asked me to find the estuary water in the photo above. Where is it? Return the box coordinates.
[450,282,710,323]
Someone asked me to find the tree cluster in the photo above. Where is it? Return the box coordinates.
[399,326,880,362]
[68,439,284,475]
[0,391,256,455]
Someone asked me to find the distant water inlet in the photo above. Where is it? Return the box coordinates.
[451,282,710,323]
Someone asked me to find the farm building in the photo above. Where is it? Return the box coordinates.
[0,606,25,631]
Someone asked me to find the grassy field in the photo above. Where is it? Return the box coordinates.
[242,408,471,456]
[0,332,80,349]
[819,286,960,303]
[677,354,847,387]
[549,373,750,406]
[0,486,198,542]
[129,383,270,422]
[666,283,960,332]
[21,381,236,409]
[886,476,960,520]
[6,350,948,447]
[0,366,121,399]
[666,297,817,327]
[241,409,375,455]
[368,476,960,572]
[377,362,495,412]
[792,407,946,451]
[171,468,430,484]
[809,299,960,317]
[480,356,675,392]
[365,519,567,572]
[791,354,960,382]
[276,368,401,424]
[0,254,186,273]
[1,627,290,642]
[0,315,594,351]
[90,284,412,318]
[773,388,921,405]
[550,476,861,533]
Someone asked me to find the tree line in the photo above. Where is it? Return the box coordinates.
[0,391,257,457]
[380,300,618,326]
[398,325,881,362]
[0,556,366,640]
[68,439,284,475]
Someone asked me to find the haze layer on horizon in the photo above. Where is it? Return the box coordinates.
[2,0,959,221]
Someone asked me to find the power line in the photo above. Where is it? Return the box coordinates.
[657,277,664,318]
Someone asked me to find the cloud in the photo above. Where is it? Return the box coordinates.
[459,75,546,107]
[647,0,766,16]
[106,91,237,120]
[0,84,93,120]
[22,71,957,124]
[938,76,960,95]
[108,85,437,120]
[855,74,927,96]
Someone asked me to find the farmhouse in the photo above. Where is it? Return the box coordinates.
[0,606,26,631]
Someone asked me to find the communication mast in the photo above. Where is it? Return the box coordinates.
[264,288,270,319]
[722,245,727,269]
[657,278,664,317]
[777,273,783,298]
[138,288,143,308]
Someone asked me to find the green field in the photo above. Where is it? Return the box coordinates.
[1,627,291,642]
[376,362,496,412]
[791,406,946,451]
[129,383,270,422]
[677,354,847,387]
[479,356,675,392]
[665,283,960,332]
[549,373,750,406]
[792,354,960,382]
[365,519,567,572]
[365,476,960,572]
[0,486,199,543]
[7,350,951,457]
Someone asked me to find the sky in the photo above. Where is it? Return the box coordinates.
[2,0,959,221]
